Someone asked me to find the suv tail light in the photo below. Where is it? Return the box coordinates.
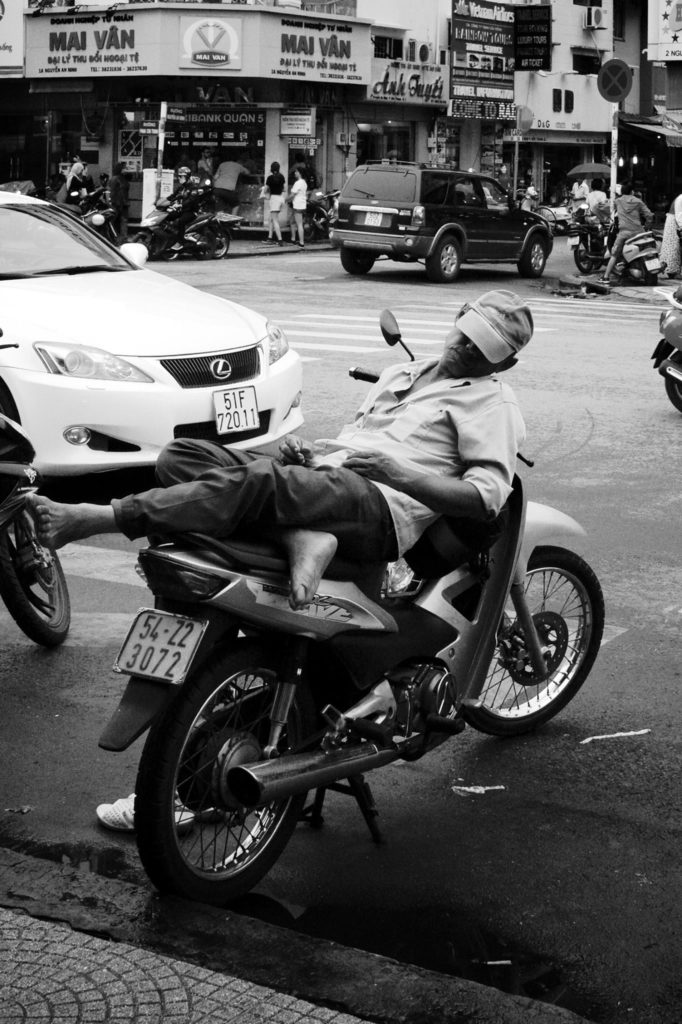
[411,205,425,229]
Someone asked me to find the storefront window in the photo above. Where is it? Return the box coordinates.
[356,122,413,165]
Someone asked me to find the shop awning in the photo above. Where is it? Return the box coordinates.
[620,120,682,148]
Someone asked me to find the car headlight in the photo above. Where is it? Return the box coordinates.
[34,342,154,383]
[264,321,289,364]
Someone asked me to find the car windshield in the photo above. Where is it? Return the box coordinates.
[0,204,131,279]
[342,167,418,203]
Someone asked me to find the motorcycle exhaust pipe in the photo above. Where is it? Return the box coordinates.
[227,743,399,808]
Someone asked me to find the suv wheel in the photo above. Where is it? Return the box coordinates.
[425,237,462,283]
[518,236,548,278]
[340,249,375,275]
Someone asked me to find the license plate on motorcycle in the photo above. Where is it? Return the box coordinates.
[213,386,260,435]
[568,235,579,248]
[113,609,206,685]
[645,258,661,271]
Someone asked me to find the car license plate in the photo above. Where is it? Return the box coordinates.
[364,211,384,227]
[567,235,579,248]
[213,386,260,435]
[113,609,206,685]
[645,258,661,271]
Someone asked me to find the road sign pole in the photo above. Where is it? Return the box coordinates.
[610,102,618,214]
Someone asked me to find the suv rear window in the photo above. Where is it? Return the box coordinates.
[342,166,418,203]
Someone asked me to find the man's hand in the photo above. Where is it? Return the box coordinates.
[342,449,405,487]
[278,434,315,466]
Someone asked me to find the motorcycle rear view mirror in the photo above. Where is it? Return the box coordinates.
[380,309,414,362]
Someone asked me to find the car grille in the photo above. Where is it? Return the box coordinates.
[160,346,261,389]
[174,412,271,445]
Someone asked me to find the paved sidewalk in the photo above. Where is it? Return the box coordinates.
[0,849,590,1024]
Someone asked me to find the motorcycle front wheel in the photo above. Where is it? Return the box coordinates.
[135,640,316,905]
[465,546,604,737]
[0,508,70,646]
[573,244,601,275]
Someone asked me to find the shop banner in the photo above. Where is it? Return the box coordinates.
[513,4,551,72]
[25,6,372,83]
[0,0,24,73]
[450,0,515,106]
[368,59,446,106]
[648,0,682,60]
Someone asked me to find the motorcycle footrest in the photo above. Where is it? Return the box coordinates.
[424,713,466,736]
[349,717,395,748]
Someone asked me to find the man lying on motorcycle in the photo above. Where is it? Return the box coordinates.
[29,289,533,611]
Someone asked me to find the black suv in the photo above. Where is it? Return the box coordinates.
[330,162,553,283]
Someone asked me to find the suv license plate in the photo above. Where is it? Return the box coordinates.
[214,386,260,434]
[645,258,661,271]
[364,211,384,227]
[114,609,207,685]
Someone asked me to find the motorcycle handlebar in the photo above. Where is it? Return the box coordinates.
[349,367,380,383]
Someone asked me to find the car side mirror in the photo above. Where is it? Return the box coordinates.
[120,242,149,268]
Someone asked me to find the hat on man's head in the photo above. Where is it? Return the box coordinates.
[456,290,533,365]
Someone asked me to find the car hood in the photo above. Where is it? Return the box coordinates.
[0,268,268,356]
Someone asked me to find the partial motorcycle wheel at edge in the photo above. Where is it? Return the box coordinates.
[135,639,316,905]
[0,507,71,646]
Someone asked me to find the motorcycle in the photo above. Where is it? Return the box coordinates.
[134,181,241,261]
[536,201,571,236]
[651,285,682,412]
[303,188,340,242]
[0,359,70,645]
[98,311,604,906]
[567,207,662,284]
[80,187,119,246]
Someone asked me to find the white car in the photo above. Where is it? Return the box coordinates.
[0,191,303,476]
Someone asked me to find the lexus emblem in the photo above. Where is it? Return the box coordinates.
[210,358,233,381]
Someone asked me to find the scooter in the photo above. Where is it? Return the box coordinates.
[80,187,119,246]
[651,285,682,412]
[568,216,661,284]
[0,363,70,646]
[98,311,604,906]
[303,188,340,242]
[134,184,241,261]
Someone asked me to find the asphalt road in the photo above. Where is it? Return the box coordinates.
[1,243,681,1023]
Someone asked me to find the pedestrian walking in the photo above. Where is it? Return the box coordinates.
[264,161,286,245]
[109,162,130,243]
[660,191,682,279]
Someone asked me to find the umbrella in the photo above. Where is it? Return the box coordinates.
[566,162,612,178]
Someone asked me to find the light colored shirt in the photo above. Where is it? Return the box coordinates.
[314,358,525,555]
[290,177,308,210]
[587,189,610,224]
[214,161,248,190]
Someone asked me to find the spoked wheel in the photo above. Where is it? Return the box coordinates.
[573,244,600,275]
[0,506,71,646]
[464,547,604,736]
[135,640,316,905]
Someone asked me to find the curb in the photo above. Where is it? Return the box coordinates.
[0,847,590,1024]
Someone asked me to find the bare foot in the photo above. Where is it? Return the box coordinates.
[26,493,117,549]
[281,529,338,609]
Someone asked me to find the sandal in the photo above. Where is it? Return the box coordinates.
[96,793,195,834]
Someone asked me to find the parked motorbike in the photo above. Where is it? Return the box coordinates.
[537,201,571,236]
[0,361,70,645]
[568,211,661,284]
[80,186,118,245]
[97,310,605,905]
[134,182,241,261]
[303,188,340,242]
[651,285,682,412]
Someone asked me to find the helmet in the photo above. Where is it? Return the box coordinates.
[177,166,191,179]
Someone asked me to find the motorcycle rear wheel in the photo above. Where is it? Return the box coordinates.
[210,229,230,259]
[135,639,316,905]
[0,508,70,646]
[465,546,604,736]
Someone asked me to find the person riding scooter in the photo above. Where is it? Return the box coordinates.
[601,180,654,284]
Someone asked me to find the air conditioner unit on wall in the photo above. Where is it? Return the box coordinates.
[583,7,606,30]
[418,42,433,63]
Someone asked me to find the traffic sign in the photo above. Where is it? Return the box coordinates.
[597,59,633,103]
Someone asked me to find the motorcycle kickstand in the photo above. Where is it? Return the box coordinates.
[300,774,384,844]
